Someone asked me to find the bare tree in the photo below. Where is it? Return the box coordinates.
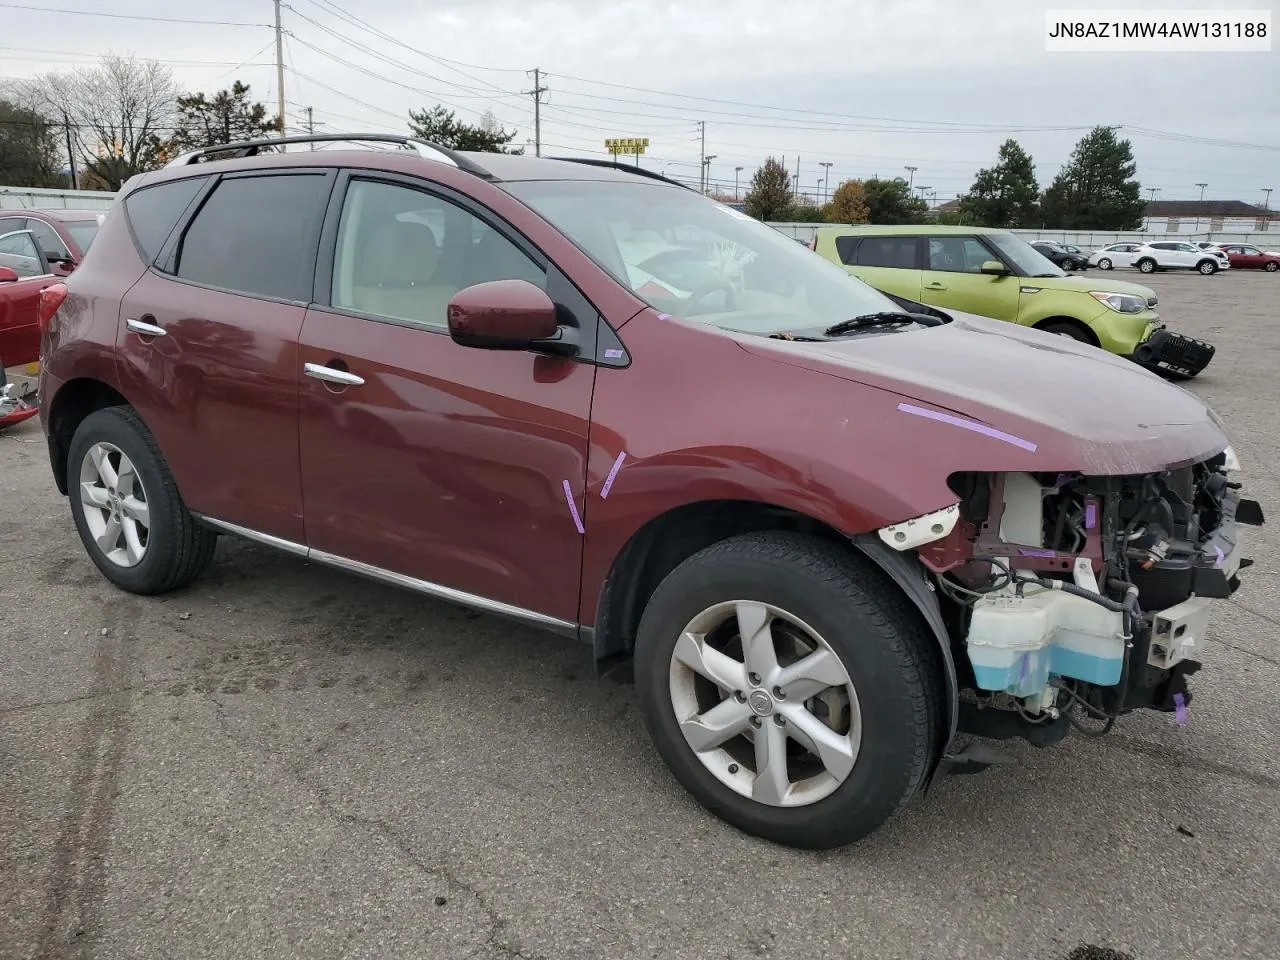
[23,55,177,191]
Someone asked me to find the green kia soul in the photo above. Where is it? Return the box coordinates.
[811,225,1214,378]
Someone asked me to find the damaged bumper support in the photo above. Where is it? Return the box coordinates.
[1130,327,1215,378]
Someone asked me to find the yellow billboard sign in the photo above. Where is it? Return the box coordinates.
[605,137,650,156]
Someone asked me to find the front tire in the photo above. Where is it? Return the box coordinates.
[1265,261,1278,272]
[67,406,217,594]
[1137,258,1157,274]
[633,531,943,849]
[1098,258,1113,270]
[1040,320,1094,344]
[1198,259,1218,275]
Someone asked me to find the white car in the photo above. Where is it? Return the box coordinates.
[1132,241,1229,275]
[1088,242,1143,270]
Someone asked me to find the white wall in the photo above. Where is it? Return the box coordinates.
[0,186,116,211]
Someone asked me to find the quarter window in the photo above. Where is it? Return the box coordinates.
[124,176,208,263]
[927,237,997,273]
[176,174,329,301]
[330,179,545,329]
[25,219,69,260]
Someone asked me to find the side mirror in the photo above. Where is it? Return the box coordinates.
[979,260,1009,275]
[447,279,575,355]
[0,266,18,283]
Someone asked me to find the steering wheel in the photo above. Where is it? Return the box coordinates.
[684,280,737,314]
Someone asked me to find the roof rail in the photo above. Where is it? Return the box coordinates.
[546,156,693,191]
[164,133,493,178]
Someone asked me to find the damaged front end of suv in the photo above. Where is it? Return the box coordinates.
[891,450,1264,762]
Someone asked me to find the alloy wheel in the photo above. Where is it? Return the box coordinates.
[79,441,150,567]
[1099,258,1112,270]
[668,600,861,807]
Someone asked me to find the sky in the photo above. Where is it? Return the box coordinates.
[1,0,1277,205]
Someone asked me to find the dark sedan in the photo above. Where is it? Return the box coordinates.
[1032,240,1090,271]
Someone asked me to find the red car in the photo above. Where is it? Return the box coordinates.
[35,134,1264,849]
[0,226,61,396]
[1215,242,1280,271]
[0,207,102,277]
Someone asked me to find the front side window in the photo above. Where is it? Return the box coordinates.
[0,230,46,278]
[927,237,998,274]
[502,179,906,337]
[983,232,1064,278]
[176,174,329,301]
[331,179,545,329]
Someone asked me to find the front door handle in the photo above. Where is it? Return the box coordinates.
[924,282,947,290]
[304,362,365,387]
[125,317,167,337]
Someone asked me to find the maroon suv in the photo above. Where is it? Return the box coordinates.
[37,134,1263,849]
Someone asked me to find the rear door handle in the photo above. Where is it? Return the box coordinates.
[925,282,947,290]
[304,362,365,387]
[125,318,167,337]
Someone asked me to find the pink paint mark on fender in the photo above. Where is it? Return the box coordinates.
[600,452,628,499]
[1173,692,1188,727]
[657,313,671,321]
[896,402,1038,453]
[561,479,585,535]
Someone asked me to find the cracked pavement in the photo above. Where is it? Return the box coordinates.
[2,272,1279,960]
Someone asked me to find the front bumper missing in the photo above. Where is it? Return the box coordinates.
[1131,327,1215,377]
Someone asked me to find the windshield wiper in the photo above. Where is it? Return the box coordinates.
[823,311,942,337]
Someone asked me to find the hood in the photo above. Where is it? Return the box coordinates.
[738,310,1226,475]
[1040,274,1156,299]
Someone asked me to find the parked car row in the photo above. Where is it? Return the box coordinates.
[1085,239,1279,274]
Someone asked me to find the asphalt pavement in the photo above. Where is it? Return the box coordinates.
[2,270,1278,960]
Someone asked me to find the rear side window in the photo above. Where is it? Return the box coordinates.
[176,174,329,302]
[853,236,918,269]
[834,236,860,265]
[124,177,207,263]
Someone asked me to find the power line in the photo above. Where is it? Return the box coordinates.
[0,2,270,26]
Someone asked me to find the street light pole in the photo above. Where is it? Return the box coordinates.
[1263,188,1274,212]
[904,165,917,191]
[735,166,743,200]
[1195,182,1208,234]
[819,161,833,203]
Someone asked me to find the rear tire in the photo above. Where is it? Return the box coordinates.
[1197,259,1217,275]
[67,406,217,595]
[1137,258,1157,274]
[633,531,944,850]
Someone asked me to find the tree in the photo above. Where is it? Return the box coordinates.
[742,157,794,221]
[408,105,521,152]
[957,139,1040,227]
[823,179,869,224]
[22,55,177,190]
[167,81,278,154]
[863,177,929,224]
[787,204,827,223]
[0,99,65,187]
[1039,126,1145,230]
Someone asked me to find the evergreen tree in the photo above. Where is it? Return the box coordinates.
[863,177,928,224]
[957,139,1040,227]
[743,157,794,221]
[1040,126,1145,229]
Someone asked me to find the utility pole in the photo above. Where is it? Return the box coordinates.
[819,161,833,203]
[306,106,315,149]
[794,155,800,195]
[524,68,548,157]
[697,121,706,192]
[702,155,716,195]
[61,109,76,187]
[734,166,743,200]
[1262,187,1272,212]
[905,165,917,191]
[1195,182,1208,234]
[274,0,286,135]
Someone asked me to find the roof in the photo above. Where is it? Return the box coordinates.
[8,208,104,221]
[814,224,1009,236]
[1145,199,1271,218]
[461,152,680,185]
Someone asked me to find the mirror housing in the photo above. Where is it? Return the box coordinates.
[979,260,1009,275]
[0,266,19,283]
[447,279,575,355]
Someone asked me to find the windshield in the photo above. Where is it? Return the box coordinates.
[64,220,99,253]
[502,180,904,335]
[986,232,1065,278]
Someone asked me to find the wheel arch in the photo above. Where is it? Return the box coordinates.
[45,377,130,494]
[1032,315,1100,346]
